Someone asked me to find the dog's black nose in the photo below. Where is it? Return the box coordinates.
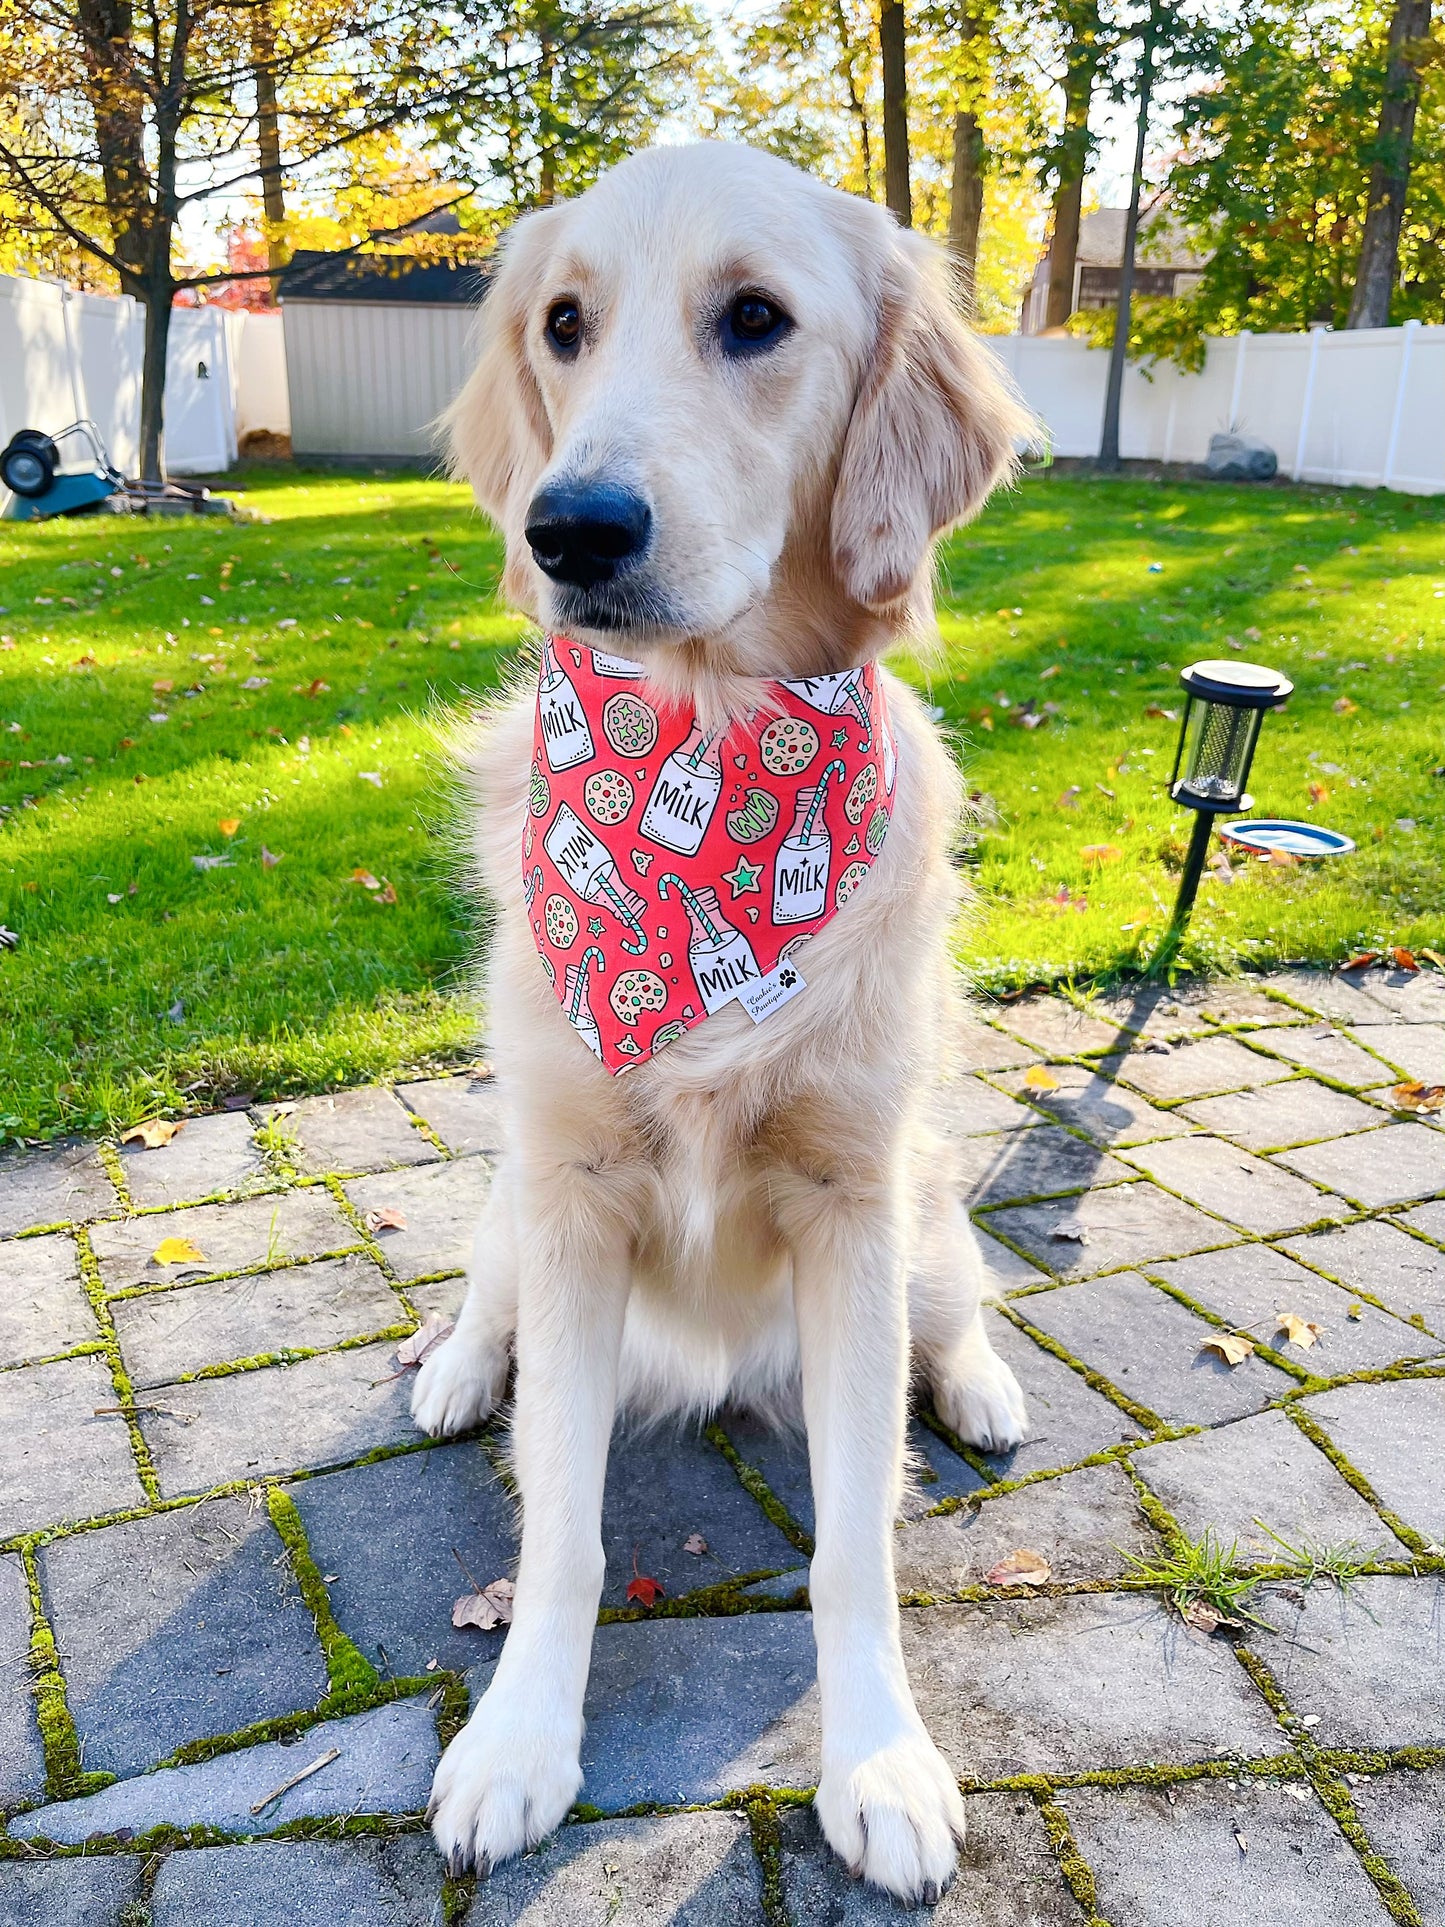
[524,482,652,590]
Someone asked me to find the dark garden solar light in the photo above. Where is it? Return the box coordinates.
[1155,658,1294,963]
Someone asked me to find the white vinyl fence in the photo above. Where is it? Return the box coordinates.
[4,265,1442,498]
[0,274,289,478]
[989,322,1445,494]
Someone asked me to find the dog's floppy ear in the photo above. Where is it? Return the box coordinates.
[442,211,558,533]
[831,227,1033,611]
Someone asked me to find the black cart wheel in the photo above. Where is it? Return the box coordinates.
[1,431,58,499]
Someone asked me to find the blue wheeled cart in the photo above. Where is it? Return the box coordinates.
[1,420,231,520]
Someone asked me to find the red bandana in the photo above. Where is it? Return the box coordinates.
[524,637,897,1072]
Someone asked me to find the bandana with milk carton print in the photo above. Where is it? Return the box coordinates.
[524,636,898,1073]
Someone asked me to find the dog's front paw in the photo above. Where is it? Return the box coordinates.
[428,1692,582,1872]
[932,1335,1027,1455]
[815,1726,965,1903]
[410,1331,508,1437]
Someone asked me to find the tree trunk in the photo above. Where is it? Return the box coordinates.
[831,0,873,198]
[77,0,150,280]
[1346,0,1432,328]
[879,0,911,226]
[138,264,175,485]
[1097,12,1155,470]
[949,110,985,298]
[251,2,287,287]
[1044,15,1100,331]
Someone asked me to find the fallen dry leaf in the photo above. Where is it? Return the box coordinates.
[1341,951,1379,971]
[683,1533,709,1556]
[1080,844,1122,863]
[395,1314,451,1367]
[1143,702,1178,721]
[452,1578,515,1631]
[1391,947,1419,972]
[1023,1065,1061,1092]
[1039,664,1061,680]
[218,818,240,837]
[984,1549,1052,1587]
[1200,1332,1255,1367]
[152,1235,206,1266]
[1307,781,1329,805]
[1181,1599,1242,1635]
[365,1205,410,1233]
[373,879,398,905]
[260,846,283,868]
[122,1118,184,1149]
[1051,1220,1090,1244]
[1276,1311,1324,1350]
[1234,1826,1248,1857]
[1056,786,1081,809]
[1332,696,1358,715]
[1419,949,1445,973]
[350,868,382,889]
[1390,1081,1445,1113]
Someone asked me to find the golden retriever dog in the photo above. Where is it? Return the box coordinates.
[412,140,1033,1902]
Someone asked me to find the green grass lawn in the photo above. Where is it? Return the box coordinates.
[1,465,1441,1143]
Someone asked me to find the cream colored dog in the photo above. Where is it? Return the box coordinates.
[412,141,1034,1903]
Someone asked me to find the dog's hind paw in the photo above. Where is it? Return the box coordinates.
[410,1332,508,1437]
[930,1321,1028,1456]
[815,1727,965,1903]
[427,1696,582,1870]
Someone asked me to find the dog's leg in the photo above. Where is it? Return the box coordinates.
[780,1160,966,1904]
[426,1158,634,1870]
[908,1189,1027,1455]
[411,1163,519,1437]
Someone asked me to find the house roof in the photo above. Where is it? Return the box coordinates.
[279,248,490,306]
[1075,202,1208,271]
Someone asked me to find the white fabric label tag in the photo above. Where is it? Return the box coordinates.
[737,960,808,1025]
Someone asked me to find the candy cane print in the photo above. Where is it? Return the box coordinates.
[598,874,649,954]
[798,759,847,844]
[563,945,606,1057]
[523,865,543,906]
[659,874,762,1013]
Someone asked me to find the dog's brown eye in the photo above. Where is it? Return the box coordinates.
[722,293,791,356]
[546,301,582,351]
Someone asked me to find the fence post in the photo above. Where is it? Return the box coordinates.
[1292,325,1325,482]
[1227,329,1250,427]
[1381,318,1420,492]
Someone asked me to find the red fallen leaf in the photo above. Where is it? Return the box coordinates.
[1340,951,1379,971]
[1143,703,1177,720]
[626,1548,664,1607]
[1308,781,1329,805]
[1391,947,1419,972]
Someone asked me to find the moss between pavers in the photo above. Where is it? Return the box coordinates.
[105,1241,369,1303]
[265,1486,378,1707]
[1308,1765,1426,1927]
[705,1423,814,1558]
[990,1301,1166,1433]
[22,1544,115,1802]
[175,1323,415,1384]
[597,1575,809,1625]
[1282,1404,1429,1554]
[72,1227,161,1503]
[741,1788,791,1927]
[1036,1790,1107,1926]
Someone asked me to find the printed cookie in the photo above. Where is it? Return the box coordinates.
[544,894,578,949]
[529,766,551,817]
[602,692,659,758]
[835,861,869,908]
[726,788,779,844]
[609,968,667,1027]
[583,768,635,825]
[865,803,890,855]
[844,763,877,825]
[651,1019,688,1052]
[759,716,819,776]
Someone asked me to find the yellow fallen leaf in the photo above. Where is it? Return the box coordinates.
[1023,1065,1061,1092]
[1390,1081,1445,1113]
[1419,949,1445,973]
[218,817,240,837]
[984,1548,1052,1587]
[122,1118,183,1149]
[1080,844,1122,863]
[152,1235,206,1266]
[1276,1311,1324,1350]
[1201,1332,1254,1367]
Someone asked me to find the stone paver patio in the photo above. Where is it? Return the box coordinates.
[0,968,1442,1924]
